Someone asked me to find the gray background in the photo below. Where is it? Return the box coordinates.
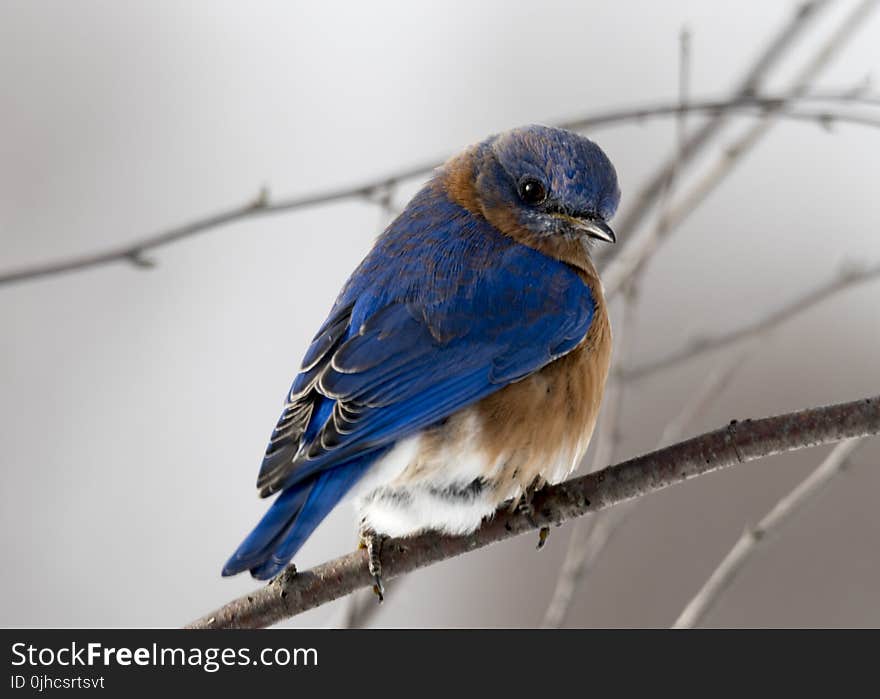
[1,0,879,628]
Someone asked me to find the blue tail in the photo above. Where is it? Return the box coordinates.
[222,455,377,580]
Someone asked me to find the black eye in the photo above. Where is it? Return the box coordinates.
[518,178,547,206]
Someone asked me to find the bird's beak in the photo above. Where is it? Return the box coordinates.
[579,218,616,244]
[555,214,617,244]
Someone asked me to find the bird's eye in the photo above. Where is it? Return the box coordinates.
[518,178,547,206]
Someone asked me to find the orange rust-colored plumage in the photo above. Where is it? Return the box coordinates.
[475,273,611,499]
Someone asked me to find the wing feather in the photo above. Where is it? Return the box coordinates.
[256,242,595,498]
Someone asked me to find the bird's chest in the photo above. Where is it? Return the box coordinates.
[472,333,611,490]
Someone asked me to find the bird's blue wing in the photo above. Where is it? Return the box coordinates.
[256,236,595,498]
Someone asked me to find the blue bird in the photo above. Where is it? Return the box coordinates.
[222,125,621,593]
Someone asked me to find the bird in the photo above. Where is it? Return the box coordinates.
[222,124,620,596]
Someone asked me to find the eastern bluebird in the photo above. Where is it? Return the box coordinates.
[222,124,620,593]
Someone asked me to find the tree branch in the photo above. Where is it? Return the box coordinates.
[187,394,880,629]
[596,0,832,260]
[0,177,420,286]
[624,262,880,381]
[601,0,879,298]
[3,93,879,288]
[555,92,880,133]
[541,345,755,628]
[672,437,868,628]
[539,510,616,629]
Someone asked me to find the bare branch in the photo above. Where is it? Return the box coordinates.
[598,0,833,256]
[541,362,759,629]
[541,345,756,628]
[555,92,880,133]
[602,0,879,298]
[540,510,618,629]
[0,174,426,287]
[625,262,880,381]
[187,394,880,629]
[672,437,869,628]
[3,94,880,287]
[658,347,757,447]
[676,25,691,161]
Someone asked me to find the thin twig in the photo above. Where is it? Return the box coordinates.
[598,0,833,261]
[539,511,616,629]
[3,94,879,287]
[672,437,868,628]
[187,394,880,629]
[677,26,691,164]
[556,92,880,132]
[660,347,758,448]
[0,175,418,286]
[625,262,880,381]
[602,0,879,298]
[541,347,757,628]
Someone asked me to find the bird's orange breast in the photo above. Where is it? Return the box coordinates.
[474,273,612,495]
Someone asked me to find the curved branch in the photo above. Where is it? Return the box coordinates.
[672,437,868,628]
[187,394,880,629]
[0,177,422,286]
[541,346,756,628]
[624,263,880,382]
[2,94,879,287]
[596,0,832,256]
[601,0,880,299]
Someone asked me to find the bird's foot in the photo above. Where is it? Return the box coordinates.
[359,530,386,603]
[270,564,298,586]
[515,484,550,550]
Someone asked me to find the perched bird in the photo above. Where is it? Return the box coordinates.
[222,124,620,593]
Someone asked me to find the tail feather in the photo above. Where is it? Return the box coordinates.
[221,481,315,577]
[222,454,377,580]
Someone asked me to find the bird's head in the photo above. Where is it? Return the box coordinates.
[464,124,620,246]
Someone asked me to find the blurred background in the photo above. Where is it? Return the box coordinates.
[1,0,879,628]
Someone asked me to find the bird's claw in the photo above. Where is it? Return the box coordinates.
[516,488,550,549]
[537,526,550,550]
[372,577,385,602]
[362,531,386,603]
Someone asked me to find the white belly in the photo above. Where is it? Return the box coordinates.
[349,409,583,538]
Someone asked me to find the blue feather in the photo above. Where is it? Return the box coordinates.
[223,453,380,579]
